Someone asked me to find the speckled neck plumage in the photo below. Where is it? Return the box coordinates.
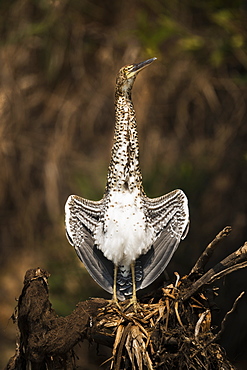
[105,83,143,195]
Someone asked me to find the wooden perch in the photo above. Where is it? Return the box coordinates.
[5,228,247,370]
[181,241,247,301]
[189,226,232,276]
[6,268,107,368]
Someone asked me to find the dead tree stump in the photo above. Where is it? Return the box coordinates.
[5,227,247,369]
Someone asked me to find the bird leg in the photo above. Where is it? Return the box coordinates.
[107,265,121,310]
[110,264,140,312]
[112,264,118,303]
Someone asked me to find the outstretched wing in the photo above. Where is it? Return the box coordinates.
[65,195,114,295]
[139,189,189,290]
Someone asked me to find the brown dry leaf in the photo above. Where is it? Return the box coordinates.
[128,325,154,370]
[174,301,184,328]
[201,310,211,333]
[156,305,165,324]
[194,310,210,340]
[125,333,136,370]
[104,317,123,328]
[112,324,125,358]
[190,296,205,308]
[165,297,170,330]
[133,337,143,370]
[142,308,159,321]
[132,319,149,338]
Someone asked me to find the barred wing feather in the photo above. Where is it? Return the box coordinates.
[139,189,189,289]
[65,195,114,295]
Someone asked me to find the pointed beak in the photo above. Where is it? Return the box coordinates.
[126,57,157,78]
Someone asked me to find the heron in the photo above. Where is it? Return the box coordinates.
[65,57,189,308]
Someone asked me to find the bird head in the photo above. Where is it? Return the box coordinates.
[116,57,157,96]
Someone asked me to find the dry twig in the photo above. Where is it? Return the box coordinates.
[189,226,232,276]
[181,241,247,301]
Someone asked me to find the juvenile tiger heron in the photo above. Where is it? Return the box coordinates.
[65,58,189,307]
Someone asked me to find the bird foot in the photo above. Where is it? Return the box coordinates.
[123,297,141,313]
[106,297,122,311]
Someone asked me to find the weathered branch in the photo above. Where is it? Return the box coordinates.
[5,229,247,370]
[189,226,232,276]
[213,291,245,342]
[6,268,106,369]
[181,241,247,301]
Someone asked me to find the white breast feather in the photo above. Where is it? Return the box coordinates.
[94,189,155,266]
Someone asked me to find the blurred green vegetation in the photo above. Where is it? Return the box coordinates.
[1,0,247,368]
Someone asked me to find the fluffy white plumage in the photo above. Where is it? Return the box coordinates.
[94,189,155,267]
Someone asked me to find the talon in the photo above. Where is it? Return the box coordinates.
[106,298,122,311]
[123,298,141,313]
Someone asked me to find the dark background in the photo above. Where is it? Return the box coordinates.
[1,0,247,368]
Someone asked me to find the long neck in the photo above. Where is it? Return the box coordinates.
[105,90,143,194]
